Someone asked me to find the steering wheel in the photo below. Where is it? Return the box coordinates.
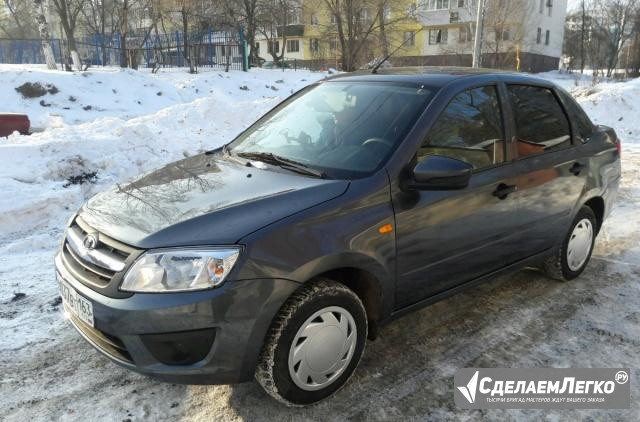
[362,138,393,148]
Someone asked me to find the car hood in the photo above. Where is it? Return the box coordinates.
[79,152,349,248]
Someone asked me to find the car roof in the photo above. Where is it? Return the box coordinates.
[324,66,548,87]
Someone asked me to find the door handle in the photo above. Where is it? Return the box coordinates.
[570,162,585,176]
[492,183,517,200]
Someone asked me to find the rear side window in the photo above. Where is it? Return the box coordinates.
[508,85,571,157]
[557,89,594,141]
[418,85,505,170]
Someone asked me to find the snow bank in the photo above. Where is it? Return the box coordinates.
[0,64,322,129]
[0,66,326,241]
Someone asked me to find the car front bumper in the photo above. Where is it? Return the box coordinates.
[54,253,300,384]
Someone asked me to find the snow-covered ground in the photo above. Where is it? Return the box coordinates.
[0,66,638,420]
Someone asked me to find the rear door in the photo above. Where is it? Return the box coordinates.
[506,84,588,257]
[393,84,520,308]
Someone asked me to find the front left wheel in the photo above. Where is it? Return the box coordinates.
[255,279,367,406]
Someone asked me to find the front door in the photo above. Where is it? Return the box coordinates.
[392,85,520,309]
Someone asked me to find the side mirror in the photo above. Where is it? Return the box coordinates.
[408,155,473,190]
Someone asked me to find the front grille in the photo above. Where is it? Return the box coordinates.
[67,307,133,364]
[60,216,141,297]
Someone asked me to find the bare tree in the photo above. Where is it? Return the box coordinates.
[322,0,378,71]
[51,0,86,70]
[81,0,119,65]
[160,0,214,72]
[629,8,640,75]
[580,0,587,73]
[1,0,38,38]
[593,0,638,76]
[308,0,410,71]
[115,0,160,68]
[481,0,533,69]
[256,0,301,64]
[220,0,260,65]
[375,0,390,58]
[564,0,640,77]
[33,0,57,69]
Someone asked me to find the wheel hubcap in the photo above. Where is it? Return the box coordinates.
[567,218,594,271]
[288,306,357,391]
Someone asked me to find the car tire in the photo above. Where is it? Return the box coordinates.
[543,206,597,281]
[255,278,367,406]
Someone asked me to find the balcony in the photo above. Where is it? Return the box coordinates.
[277,25,305,37]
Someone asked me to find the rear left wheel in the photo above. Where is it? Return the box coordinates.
[255,279,367,406]
[543,206,597,281]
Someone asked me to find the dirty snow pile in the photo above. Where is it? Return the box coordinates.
[0,66,639,420]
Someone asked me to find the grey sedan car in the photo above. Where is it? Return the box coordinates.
[55,67,621,406]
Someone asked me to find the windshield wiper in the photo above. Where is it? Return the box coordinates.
[237,152,326,178]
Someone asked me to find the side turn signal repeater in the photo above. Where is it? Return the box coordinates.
[378,224,393,234]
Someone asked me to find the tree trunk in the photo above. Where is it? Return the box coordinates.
[101,0,107,65]
[34,0,57,69]
[54,0,82,70]
[181,7,194,72]
[65,32,82,70]
[377,3,389,59]
[119,0,128,67]
[580,0,585,73]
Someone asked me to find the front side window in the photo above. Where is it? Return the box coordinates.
[310,38,320,52]
[459,25,474,43]
[427,0,450,10]
[429,29,448,44]
[404,31,416,46]
[508,85,571,157]
[230,82,436,178]
[287,39,300,52]
[418,86,505,170]
[496,26,510,41]
[268,41,279,53]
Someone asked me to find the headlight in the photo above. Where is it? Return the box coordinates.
[121,248,241,292]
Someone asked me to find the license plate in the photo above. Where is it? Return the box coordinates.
[58,274,94,327]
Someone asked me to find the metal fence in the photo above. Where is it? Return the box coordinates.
[0,29,248,71]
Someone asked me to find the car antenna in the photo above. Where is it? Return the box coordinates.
[372,27,426,74]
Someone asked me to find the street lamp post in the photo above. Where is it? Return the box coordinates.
[472,0,486,68]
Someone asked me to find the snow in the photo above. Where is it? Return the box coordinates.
[0,66,638,419]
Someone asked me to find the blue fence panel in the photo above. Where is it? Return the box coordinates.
[1,29,247,70]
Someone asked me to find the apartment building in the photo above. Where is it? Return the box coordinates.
[255,0,568,72]
[411,0,567,71]
[254,0,423,67]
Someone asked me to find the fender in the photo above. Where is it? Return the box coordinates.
[289,251,395,319]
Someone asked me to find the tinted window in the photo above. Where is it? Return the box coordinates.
[557,89,594,141]
[418,85,505,170]
[229,82,435,178]
[508,85,571,157]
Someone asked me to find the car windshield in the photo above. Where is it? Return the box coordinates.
[228,81,436,178]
